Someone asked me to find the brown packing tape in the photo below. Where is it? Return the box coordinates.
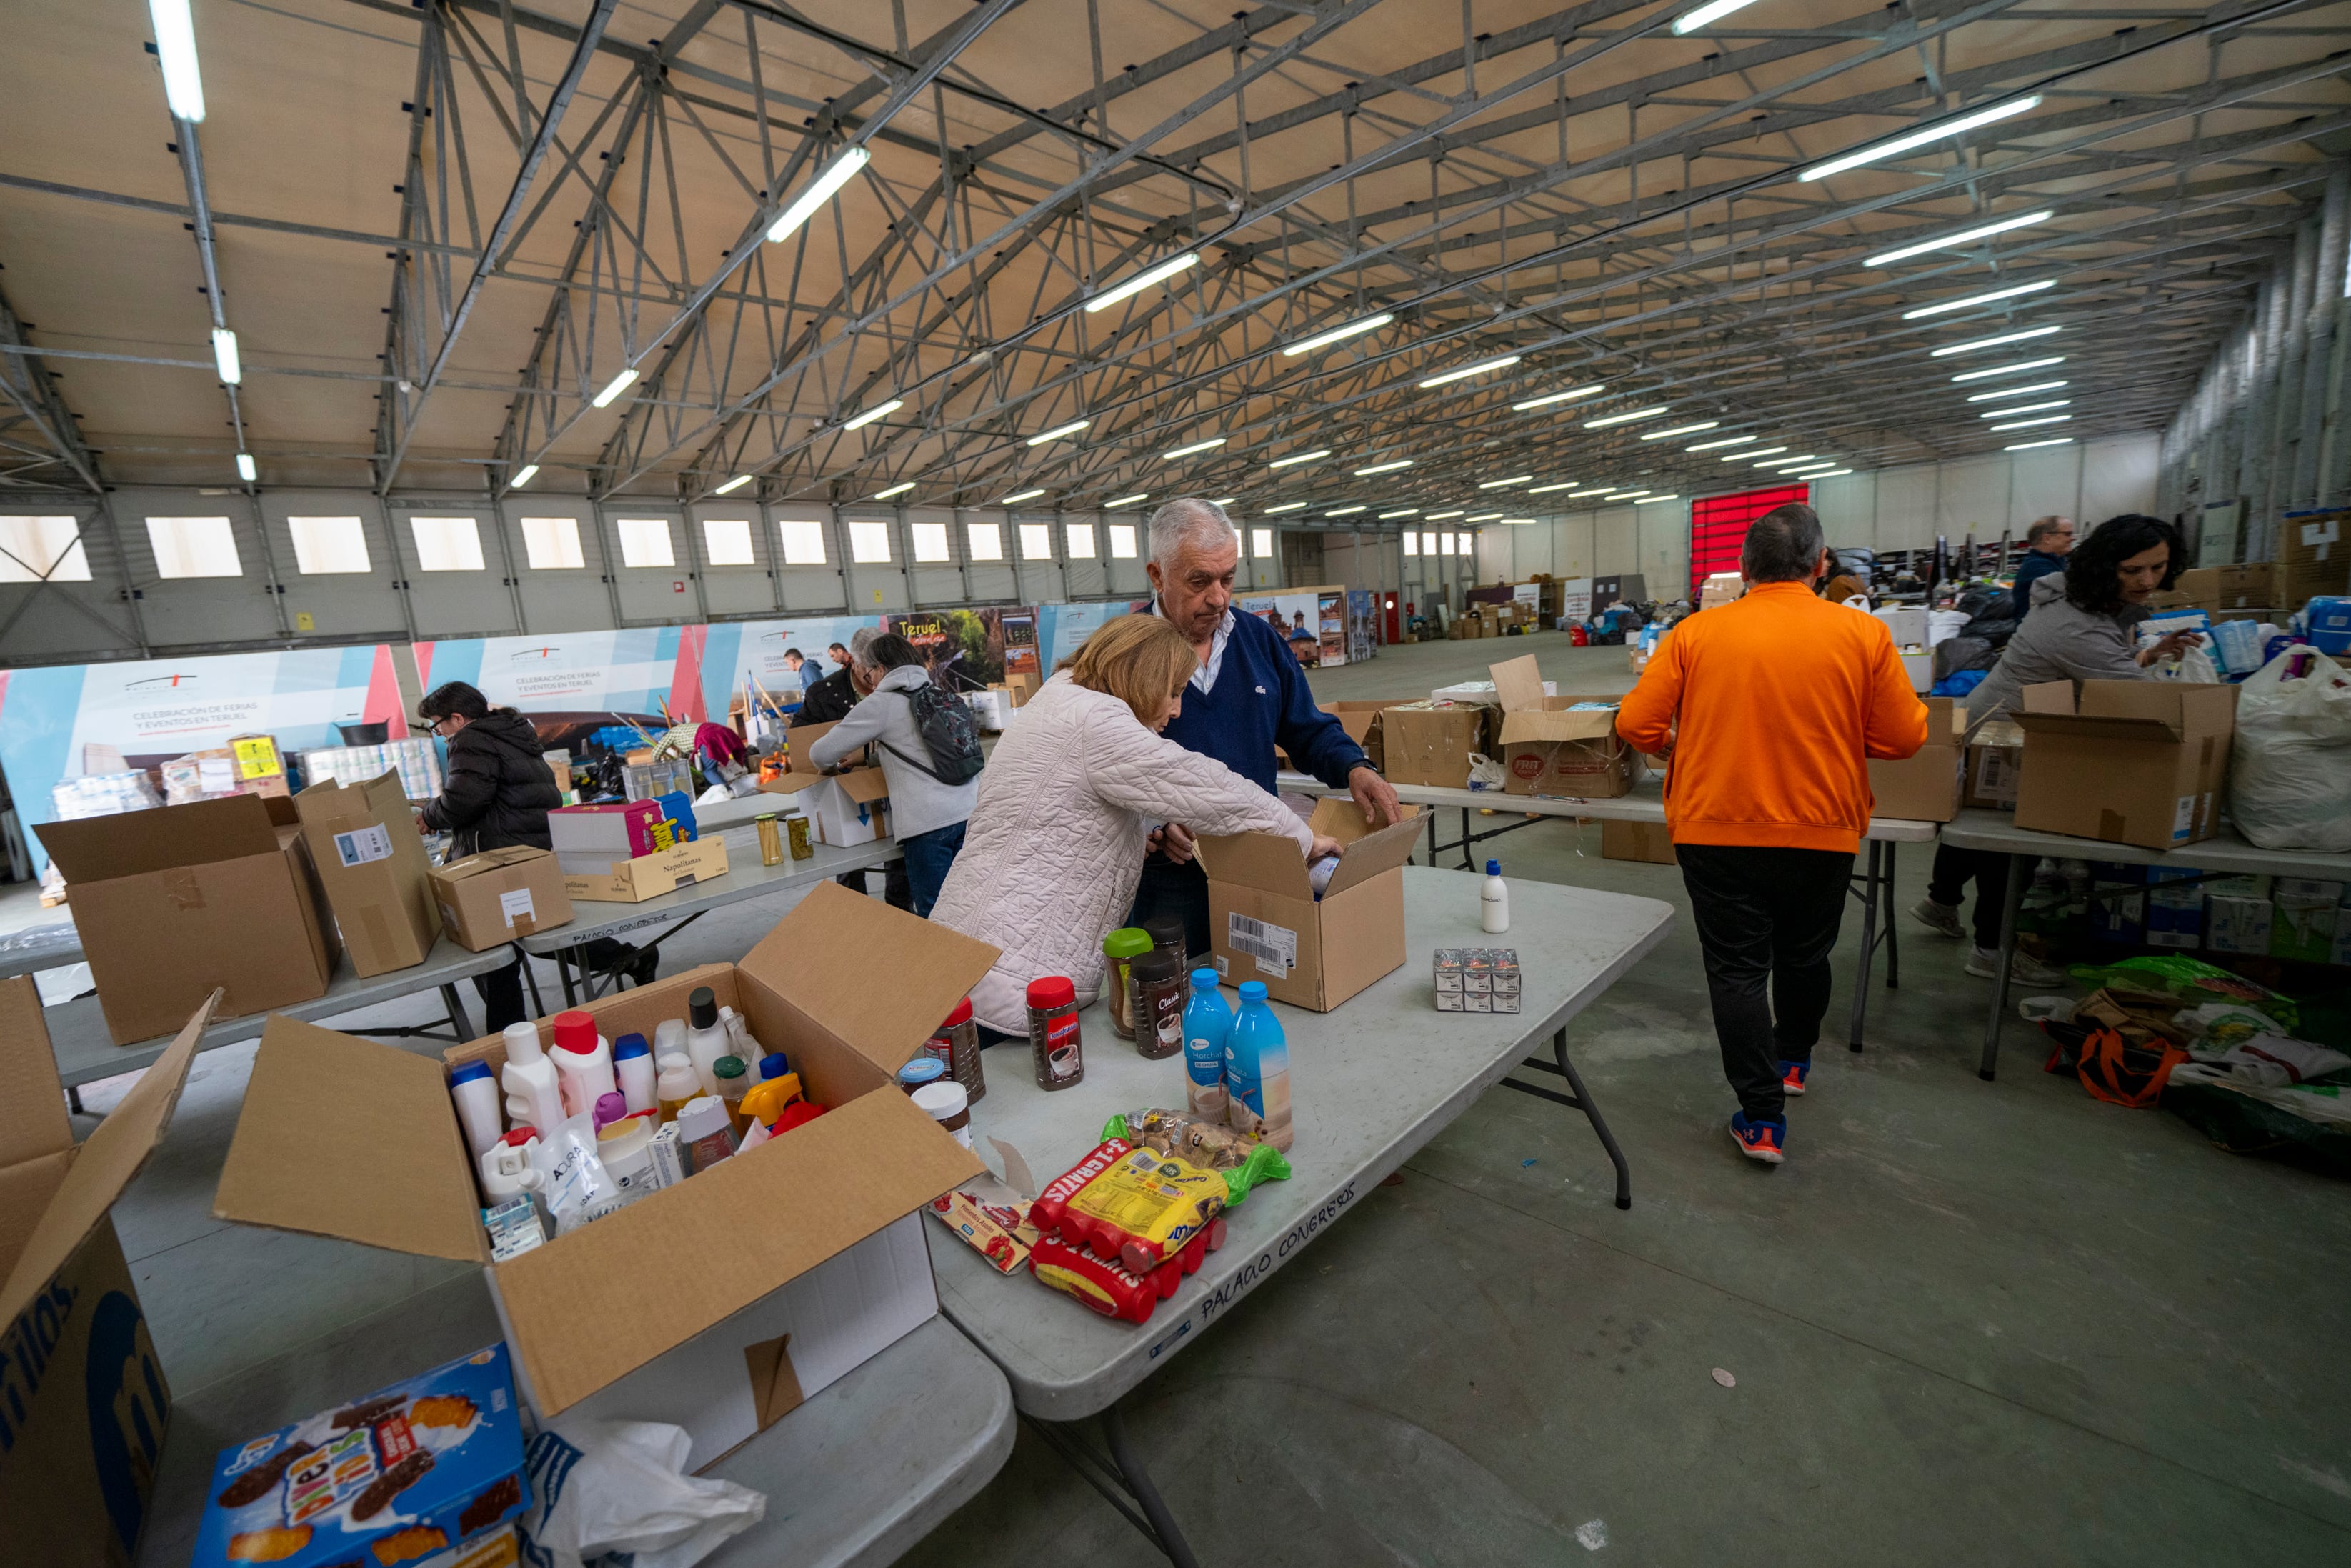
[743,1334,805,1432]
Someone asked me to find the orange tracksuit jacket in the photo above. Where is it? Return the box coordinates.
[1615,582,1930,854]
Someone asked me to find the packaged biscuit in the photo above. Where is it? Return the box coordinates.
[1111,1108,1291,1197]
[1029,1222,1218,1323]
[1032,1137,1227,1274]
[193,1344,529,1568]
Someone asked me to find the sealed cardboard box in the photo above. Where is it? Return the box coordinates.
[1601,818,1677,865]
[1379,701,1494,789]
[2009,681,2235,849]
[2205,892,2273,955]
[564,834,730,904]
[293,771,439,977]
[1963,716,2025,809]
[0,984,217,1568]
[34,795,339,1044]
[759,719,892,846]
[1199,799,1424,1011]
[1867,697,1963,822]
[1489,656,1642,799]
[428,845,573,949]
[213,884,997,1471]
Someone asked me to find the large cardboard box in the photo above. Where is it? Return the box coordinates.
[1379,702,1494,789]
[213,884,996,1471]
[1962,716,2025,809]
[293,771,439,977]
[1317,700,1411,773]
[0,984,217,1568]
[428,844,574,949]
[563,834,731,904]
[34,796,339,1045]
[1600,818,1677,865]
[1489,656,1642,799]
[1199,799,1424,1011]
[2010,681,2235,849]
[760,719,892,846]
[1867,697,1963,822]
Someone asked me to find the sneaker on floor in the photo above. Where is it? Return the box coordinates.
[1779,1059,1810,1097]
[1729,1112,1786,1164]
[1908,897,1966,939]
[1965,946,2067,987]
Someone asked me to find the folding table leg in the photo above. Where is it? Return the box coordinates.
[1977,852,2028,1082]
[1882,842,1900,988]
[1024,1402,1202,1568]
[439,983,474,1043]
[1500,1028,1632,1209]
[519,950,546,1019]
[1845,841,1880,1053]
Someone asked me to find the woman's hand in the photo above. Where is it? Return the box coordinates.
[2137,629,2204,666]
[1309,833,1345,861]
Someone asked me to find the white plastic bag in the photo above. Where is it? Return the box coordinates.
[2229,648,2351,850]
[520,1417,765,1568]
[1464,752,1508,792]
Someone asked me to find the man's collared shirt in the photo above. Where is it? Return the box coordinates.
[1157,598,1235,695]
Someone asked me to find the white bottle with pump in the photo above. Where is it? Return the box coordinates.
[1481,859,1510,934]
[685,987,729,1098]
[499,1023,566,1141]
[719,1003,758,1066]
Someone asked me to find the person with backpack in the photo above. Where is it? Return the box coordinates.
[806,631,979,916]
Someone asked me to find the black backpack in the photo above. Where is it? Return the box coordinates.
[879,683,984,785]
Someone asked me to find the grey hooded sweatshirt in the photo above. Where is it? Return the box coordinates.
[1965,571,2151,732]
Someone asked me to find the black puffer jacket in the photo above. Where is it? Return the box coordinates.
[421,709,560,857]
[792,667,858,728]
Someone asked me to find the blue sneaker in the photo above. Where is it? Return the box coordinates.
[1779,1059,1810,1097]
[1729,1112,1786,1164]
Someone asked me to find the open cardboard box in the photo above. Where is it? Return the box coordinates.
[1199,799,1424,1011]
[563,834,730,904]
[34,794,338,1045]
[1488,655,1643,799]
[1866,696,1963,822]
[0,982,219,1568]
[2010,679,2236,849]
[760,719,892,847]
[211,882,997,1471]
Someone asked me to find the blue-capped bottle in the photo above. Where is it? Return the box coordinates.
[1224,980,1294,1152]
[1182,968,1230,1119]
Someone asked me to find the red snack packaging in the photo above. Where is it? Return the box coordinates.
[1027,1218,1226,1324]
[1032,1138,1227,1274]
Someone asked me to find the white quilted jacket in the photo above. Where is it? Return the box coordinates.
[930,672,1314,1033]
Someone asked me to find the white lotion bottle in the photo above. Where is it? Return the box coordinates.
[499,1022,566,1142]
[446,1062,504,1160]
[1482,859,1510,934]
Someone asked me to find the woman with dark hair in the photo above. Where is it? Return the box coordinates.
[806,632,979,917]
[416,680,651,1029]
[1912,514,2206,982]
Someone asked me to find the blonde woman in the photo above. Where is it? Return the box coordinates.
[929,614,1340,1036]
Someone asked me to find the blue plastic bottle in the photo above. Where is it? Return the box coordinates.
[1224,981,1294,1152]
[1182,968,1231,1119]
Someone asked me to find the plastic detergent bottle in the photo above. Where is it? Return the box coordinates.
[499,1022,566,1142]
[447,1062,504,1159]
[479,1129,542,1206]
[686,987,730,1097]
[1482,859,1510,934]
[551,1010,617,1116]
[655,1053,700,1123]
[595,1115,661,1204]
[1183,968,1232,1119]
[739,1065,804,1133]
[613,1034,656,1117]
[720,1003,759,1064]
[654,1017,688,1064]
[1225,981,1294,1152]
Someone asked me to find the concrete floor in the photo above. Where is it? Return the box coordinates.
[51,629,2351,1567]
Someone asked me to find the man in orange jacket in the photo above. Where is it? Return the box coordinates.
[1617,505,1928,1165]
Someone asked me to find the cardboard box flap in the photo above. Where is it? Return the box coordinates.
[784,719,858,774]
[294,769,409,824]
[1487,654,1546,714]
[1195,827,1315,900]
[494,1082,983,1417]
[2012,710,2187,744]
[1318,808,1425,897]
[2019,681,2077,715]
[755,771,827,799]
[1497,705,1619,745]
[0,989,220,1329]
[0,976,71,1167]
[834,767,890,805]
[214,1016,487,1264]
[740,880,999,1074]
[34,792,281,883]
[2080,679,2237,731]
[439,844,549,882]
[1917,695,1956,741]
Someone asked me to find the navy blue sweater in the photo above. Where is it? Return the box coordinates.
[1151,603,1369,794]
[2011,551,2064,618]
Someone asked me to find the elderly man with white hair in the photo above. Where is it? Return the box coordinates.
[1132,498,1402,956]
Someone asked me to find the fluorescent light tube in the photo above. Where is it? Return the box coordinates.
[1512,383,1606,411]
[1967,380,2065,401]
[2005,437,2073,451]
[873,481,915,499]
[1267,449,1331,469]
[1931,325,2061,358]
[1465,512,1505,522]
[1801,95,2041,183]
[211,327,240,385]
[592,368,639,408]
[1162,437,1227,460]
[1326,505,1366,516]
[714,474,754,496]
[1865,209,2054,268]
[1497,518,1538,525]
[1585,405,1669,429]
[842,397,902,430]
[1727,446,1787,461]
[767,146,871,244]
[1902,279,2054,320]
[1601,489,1649,500]
[1378,508,1421,518]
[1526,482,1578,494]
[235,451,256,482]
[1427,510,1467,520]
[1478,475,1533,489]
[1990,414,2071,431]
[510,464,539,488]
[1674,0,1762,35]
[1978,399,2069,419]
[1756,454,1822,466]
[1106,494,1149,509]
[1265,501,1307,514]
[1354,459,1413,476]
[1637,494,1682,504]
[148,0,206,122]
[1282,312,1393,356]
[1085,252,1199,314]
[1952,355,2064,382]
[1643,421,1718,441]
[1027,419,1089,446]
[998,487,1047,504]
[1687,434,1756,451]
[1567,486,1614,498]
[1417,354,1521,389]
[1209,497,1237,506]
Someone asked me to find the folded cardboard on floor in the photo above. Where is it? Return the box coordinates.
[0,982,218,1568]
[1867,696,1963,822]
[562,834,730,903]
[1487,655,1642,799]
[2010,680,2236,849]
[1198,799,1424,1011]
[293,771,440,977]
[34,794,339,1044]
[211,882,996,1472]
[428,845,573,949]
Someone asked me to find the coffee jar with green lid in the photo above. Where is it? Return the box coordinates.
[1102,927,1154,1039]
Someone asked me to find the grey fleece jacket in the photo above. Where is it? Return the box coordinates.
[805,663,979,839]
[1966,573,2152,732]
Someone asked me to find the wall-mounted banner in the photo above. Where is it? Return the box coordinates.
[417,628,689,725]
[1034,600,1142,668]
[699,616,881,716]
[1237,586,1351,667]
[0,644,406,872]
[882,606,1030,692]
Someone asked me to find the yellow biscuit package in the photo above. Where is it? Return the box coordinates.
[1033,1139,1226,1272]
